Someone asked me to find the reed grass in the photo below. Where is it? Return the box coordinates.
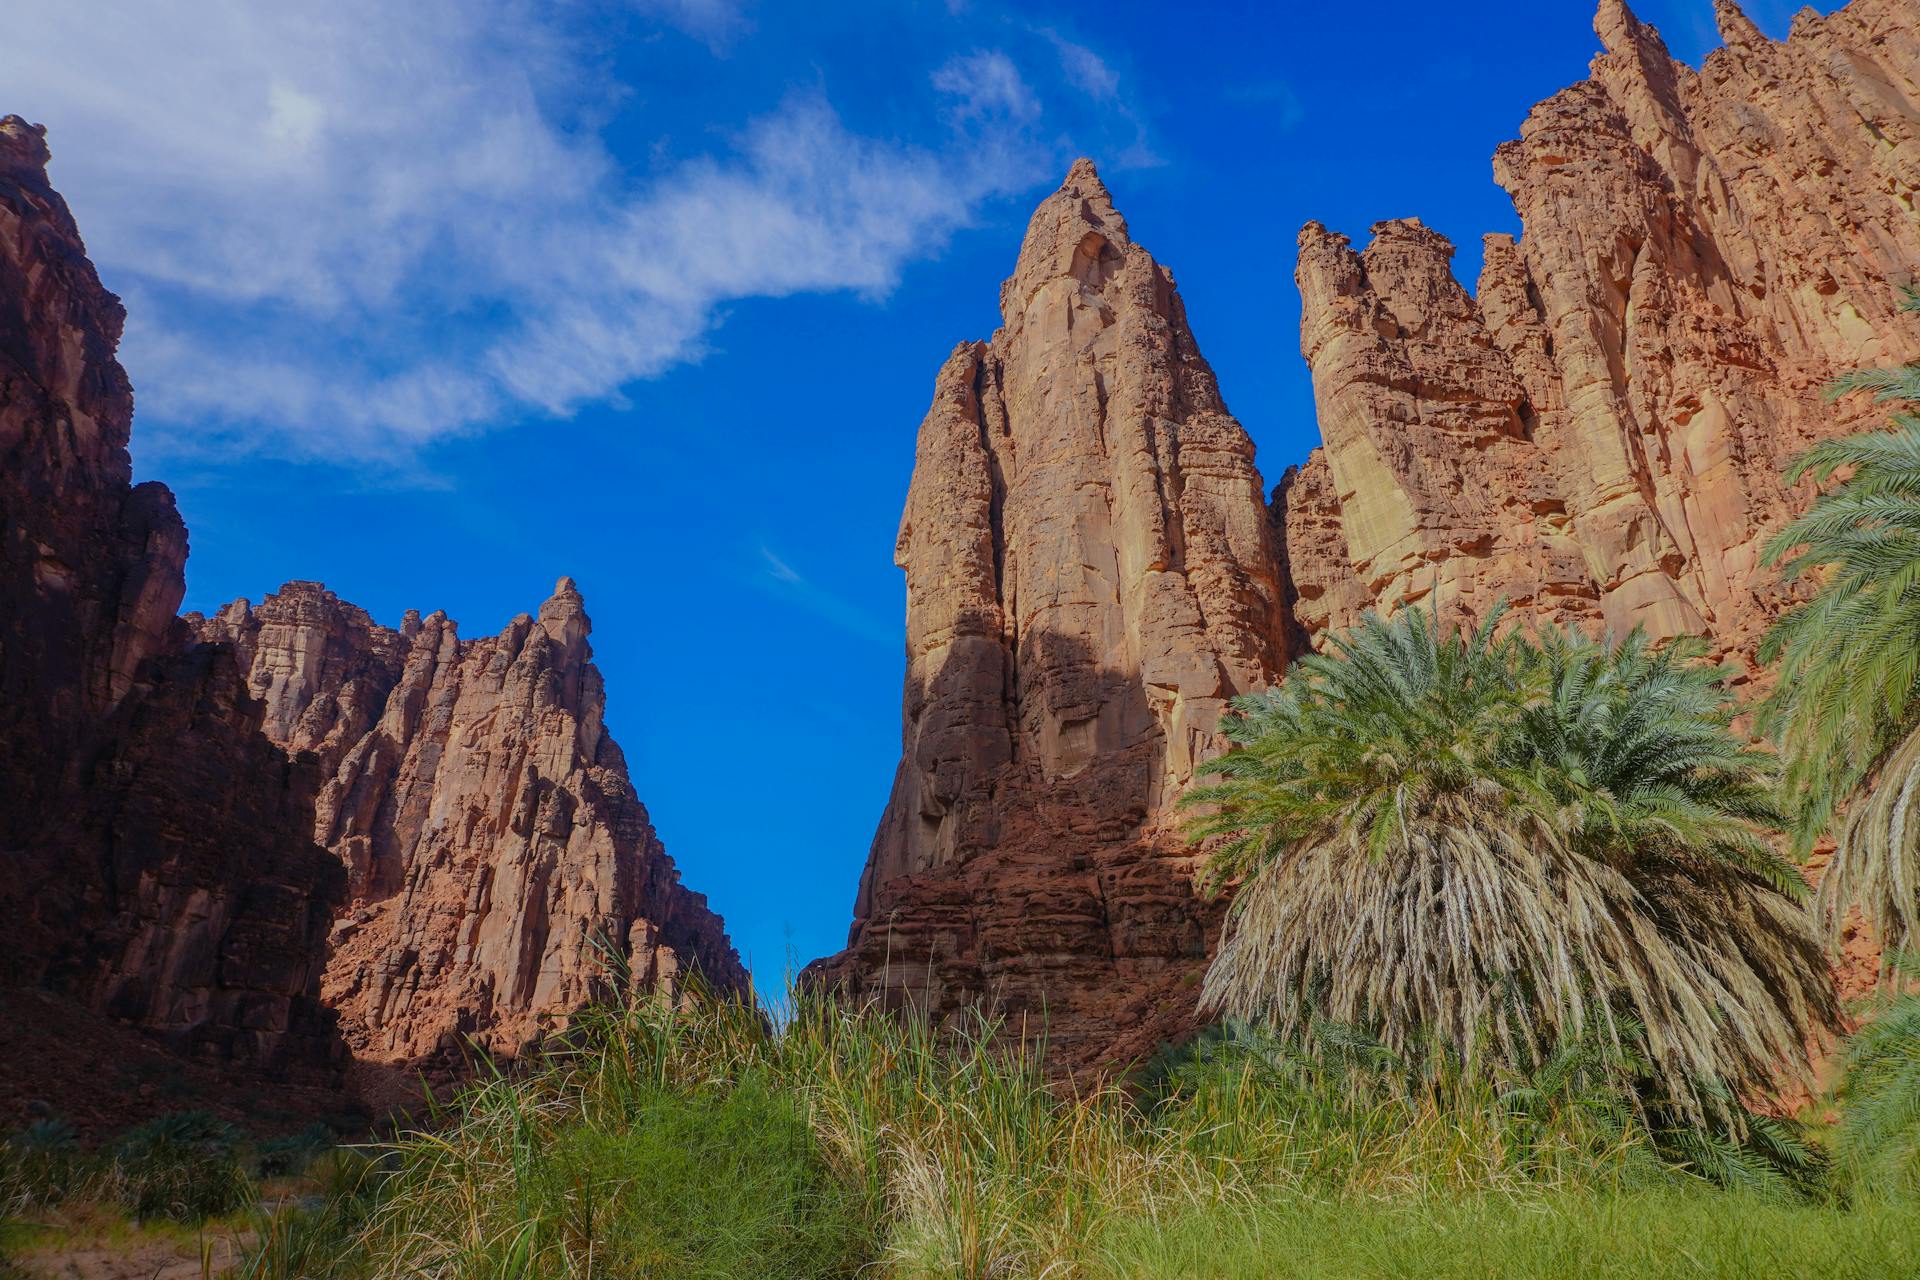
[232,988,1912,1279]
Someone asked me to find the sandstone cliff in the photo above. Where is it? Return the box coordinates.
[809,160,1288,1065]
[825,0,1920,1068]
[192,581,746,1067]
[1285,0,1920,654]
[0,115,742,1120]
[0,114,343,1075]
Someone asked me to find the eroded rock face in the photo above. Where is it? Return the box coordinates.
[809,161,1288,1068]
[194,579,747,1065]
[0,114,342,1072]
[1,114,743,1114]
[825,0,1920,1068]
[1286,0,1920,655]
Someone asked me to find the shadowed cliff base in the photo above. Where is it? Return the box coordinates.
[806,626,1226,1072]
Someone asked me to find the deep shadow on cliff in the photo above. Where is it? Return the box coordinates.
[807,623,1226,1071]
[0,114,744,1133]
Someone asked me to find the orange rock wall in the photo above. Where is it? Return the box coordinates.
[194,582,746,1066]
[826,0,1920,1068]
[1287,0,1920,654]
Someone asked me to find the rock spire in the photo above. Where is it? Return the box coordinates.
[824,0,1920,1068]
[809,159,1288,1066]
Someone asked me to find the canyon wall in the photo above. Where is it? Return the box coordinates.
[823,0,1920,1068]
[0,114,343,1074]
[0,114,742,1118]
[192,582,746,1067]
[1284,0,1920,655]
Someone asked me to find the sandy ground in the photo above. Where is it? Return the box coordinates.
[15,1234,248,1280]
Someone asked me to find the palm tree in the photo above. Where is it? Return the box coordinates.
[1760,285,1920,951]
[1836,952,1920,1198]
[1183,607,1837,1121]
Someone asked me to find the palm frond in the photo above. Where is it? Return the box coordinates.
[1762,307,1920,948]
[1836,952,1920,1198]
[1184,607,1837,1125]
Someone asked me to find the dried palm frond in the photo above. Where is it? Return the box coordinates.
[1185,606,1837,1123]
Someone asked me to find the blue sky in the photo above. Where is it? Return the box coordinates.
[7,0,1836,990]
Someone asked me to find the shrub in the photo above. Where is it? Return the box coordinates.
[109,1110,253,1222]
[254,1123,336,1179]
[0,1117,82,1213]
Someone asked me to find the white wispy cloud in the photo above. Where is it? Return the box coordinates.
[754,546,893,644]
[1041,32,1120,100]
[1036,26,1159,168]
[759,547,806,586]
[933,51,1041,122]
[1,1,1150,464]
[632,0,752,49]
[0,1,1042,462]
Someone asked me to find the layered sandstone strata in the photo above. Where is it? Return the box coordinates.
[810,160,1288,1066]
[193,581,746,1064]
[826,0,1920,1067]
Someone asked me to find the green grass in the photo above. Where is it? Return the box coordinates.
[395,1079,865,1278]
[1091,1192,1920,1279]
[225,990,1918,1280]
[6,990,1901,1279]
[0,1105,347,1280]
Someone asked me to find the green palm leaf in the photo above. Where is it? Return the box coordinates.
[1760,294,1920,952]
[1183,607,1837,1125]
[1838,952,1920,1198]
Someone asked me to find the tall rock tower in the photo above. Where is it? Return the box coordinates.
[810,161,1288,1067]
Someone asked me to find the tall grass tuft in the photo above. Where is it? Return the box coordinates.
[235,983,1896,1280]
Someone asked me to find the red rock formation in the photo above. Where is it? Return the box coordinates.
[0,114,742,1118]
[826,0,1920,1067]
[194,581,746,1067]
[1285,0,1920,654]
[0,114,343,1074]
[810,161,1288,1068]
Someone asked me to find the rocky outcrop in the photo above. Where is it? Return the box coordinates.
[193,581,746,1066]
[1285,0,1920,654]
[809,161,1288,1067]
[0,114,342,1072]
[0,114,743,1117]
[824,0,1920,1068]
